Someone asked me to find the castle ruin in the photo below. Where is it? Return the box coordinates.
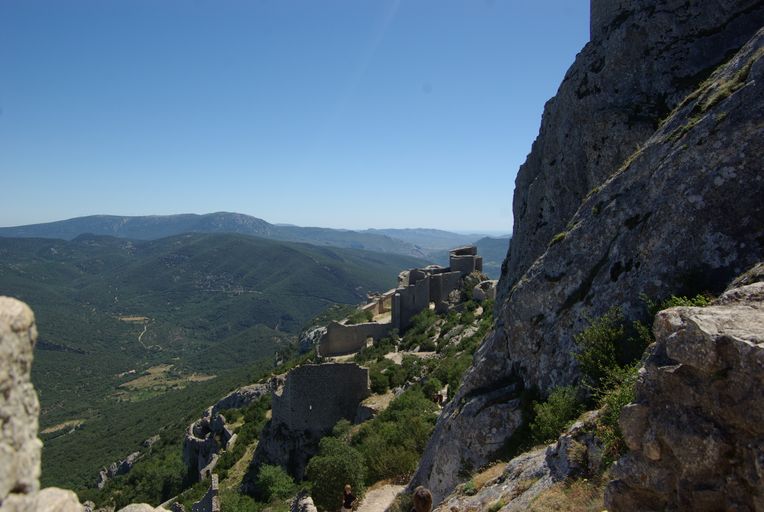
[243,362,370,485]
[318,246,486,357]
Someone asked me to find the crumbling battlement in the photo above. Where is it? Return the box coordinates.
[318,321,391,358]
[318,246,486,356]
[271,363,370,434]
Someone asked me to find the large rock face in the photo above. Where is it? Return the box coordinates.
[0,296,168,512]
[606,276,764,511]
[411,5,764,502]
[0,297,41,501]
[0,297,84,511]
[500,0,764,298]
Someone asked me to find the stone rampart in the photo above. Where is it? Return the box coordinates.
[318,321,391,357]
[271,363,369,434]
[191,474,220,512]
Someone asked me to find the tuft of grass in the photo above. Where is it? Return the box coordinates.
[549,231,567,246]
[528,476,606,512]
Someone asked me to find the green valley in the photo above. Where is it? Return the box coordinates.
[0,233,424,489]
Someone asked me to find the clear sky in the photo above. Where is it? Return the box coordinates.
[0,1,589,232]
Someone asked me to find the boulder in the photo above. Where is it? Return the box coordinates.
[605,276,764,511]
[0,297,41,502]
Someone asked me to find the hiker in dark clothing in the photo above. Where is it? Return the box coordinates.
[342,484,356,511]
[412,486,433,512]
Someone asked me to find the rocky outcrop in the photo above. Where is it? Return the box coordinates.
[501,0,764,297]
[605,275,764,511]
[98,451,143,489]
[0,297,42,501]
[412,6,764,503]
[0,296,84,512]
[298,326,326,354]
[433,412,604,512]
[290,491,318,512]
[211,377,282,416]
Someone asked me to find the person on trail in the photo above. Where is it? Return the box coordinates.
[412,486,433,512]
[342,483,356,512]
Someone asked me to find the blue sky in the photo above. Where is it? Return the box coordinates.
[0,1,589,232]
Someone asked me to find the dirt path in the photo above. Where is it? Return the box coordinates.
[357,484,405,512]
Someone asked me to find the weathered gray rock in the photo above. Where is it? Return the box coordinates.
[545,411,603,481]
[98,451,143,489]
[605,277,764,511]
[0,297,41,502]
[0,487,83,512]
[290,490,317,512]
[412,12,764,504]
[298,326,326,355]
[501,0,764,299]
[210,376,282,415]
[433,448,551,512]
[117,504,168,512]
[433,413,604,512]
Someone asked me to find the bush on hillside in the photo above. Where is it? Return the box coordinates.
[529,386,584,444]
[346,308,374,325]
[253,464,296,502]
[352,389,437,484]
[306,437,366,512]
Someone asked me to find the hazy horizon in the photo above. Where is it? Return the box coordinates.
[0,210,512,237]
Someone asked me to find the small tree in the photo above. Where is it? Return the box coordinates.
[253,464,296,502]
[529,386,584,444]
[306,437,366,511]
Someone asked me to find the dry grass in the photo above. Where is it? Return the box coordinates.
[471,462,508,491]
[113,364,215,401]
[117,315,150,323]
[527,477,606,512]
[40,419,84,434]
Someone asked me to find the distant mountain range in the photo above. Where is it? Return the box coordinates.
[0,213,432,257]
[0,213,511,276]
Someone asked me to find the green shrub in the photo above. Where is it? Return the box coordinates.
[352,390,437,484]
[346,308,374,325]
[306,437,366,511]
[253,464,296,502]
[219,489,265,512]
[574,307,624,390]
[421,377,443,400]
[369,367,389,394]
[530,386,584,444]
[595,363,639,466]
[332,419,352,443]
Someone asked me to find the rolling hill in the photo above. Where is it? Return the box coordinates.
[0,232,424,486]
[0,212,427,257]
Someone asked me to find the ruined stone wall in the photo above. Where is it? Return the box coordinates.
[191,474,220,512]
[271,364,369,435]
[318,321,391,357]
[449,255,483,276]
[392,277,431,332]
[430,271,463,311]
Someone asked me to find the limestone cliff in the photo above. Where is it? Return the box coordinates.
[411,1,764,502]
[500,0,764,297]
